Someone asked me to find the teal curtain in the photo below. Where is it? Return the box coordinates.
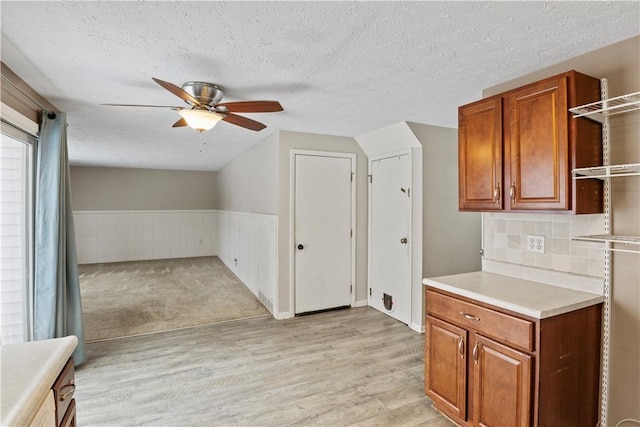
[33,112,85,365]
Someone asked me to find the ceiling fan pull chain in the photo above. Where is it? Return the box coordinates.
[198,131,204,152]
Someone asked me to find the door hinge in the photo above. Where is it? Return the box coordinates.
[369,288,372,296]
[350,285,353,293]
[351,172,354,182]
[350,229,353,238]
[368,174,372,183]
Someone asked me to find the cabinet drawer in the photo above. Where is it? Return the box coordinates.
[52,357,75,426]
[427,290,534,352]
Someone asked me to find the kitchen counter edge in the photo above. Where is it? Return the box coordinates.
[424,271,604,319]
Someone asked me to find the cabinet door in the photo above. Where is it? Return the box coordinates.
[471,334,532,427]
[508,76,569,210]
[425,315,467,421]
[458,96,503,211]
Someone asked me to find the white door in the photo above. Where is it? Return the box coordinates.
[294,153,353,314]
[369,153,412,324]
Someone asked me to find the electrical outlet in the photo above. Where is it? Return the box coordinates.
[527,235,545,253]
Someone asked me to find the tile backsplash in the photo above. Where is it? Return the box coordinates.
[483,213,606,278]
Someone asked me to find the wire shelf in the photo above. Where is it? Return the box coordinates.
[572,234,640,254]
[573,234,640,245]
[569,91,640,123]
[573,163,640,179]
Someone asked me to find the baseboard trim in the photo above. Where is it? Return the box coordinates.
[410,322,425,334]
[275,311,294,320]
[353,299,368,308]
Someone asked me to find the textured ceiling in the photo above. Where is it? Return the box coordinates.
[1,1,638,171]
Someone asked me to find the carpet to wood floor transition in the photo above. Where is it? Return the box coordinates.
[79,256,270,342]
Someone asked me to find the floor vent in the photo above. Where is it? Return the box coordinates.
[258,290,275,314]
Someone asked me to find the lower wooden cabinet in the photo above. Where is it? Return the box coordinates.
[425,316,467,420]
[425,288,602,427]
[471,334,531,427]
[52,358,76,427]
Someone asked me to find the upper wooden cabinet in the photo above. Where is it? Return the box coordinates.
[458,96,503,210]
[459,70,603,213]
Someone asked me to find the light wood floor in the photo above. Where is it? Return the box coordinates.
[75,307,454,426]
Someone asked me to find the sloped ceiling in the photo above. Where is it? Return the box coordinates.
[1,1,638,171]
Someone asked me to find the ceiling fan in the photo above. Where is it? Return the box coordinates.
[103,78,283,132]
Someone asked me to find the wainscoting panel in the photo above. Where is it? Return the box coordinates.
[74,211,217,264]
[217,211,278,314]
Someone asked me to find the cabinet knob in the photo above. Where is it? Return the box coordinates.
[510,182,516,203]
[458,338,465,358]
[494,183,500,204]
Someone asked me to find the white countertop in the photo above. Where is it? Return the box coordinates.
[1,336,77,427]
[424,271,604,319]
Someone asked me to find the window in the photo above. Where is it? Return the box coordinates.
[0,106,37,344]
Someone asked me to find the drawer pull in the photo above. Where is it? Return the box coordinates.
[459,311,480,321]
[458,338,465,358]
[59,383,76,401]
[472,342,480,365]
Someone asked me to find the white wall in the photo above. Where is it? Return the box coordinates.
[216,131,278,214]
[74,210,217,264]
[217,211,277,314]
[70,166,220,264]
[215,133,280,313]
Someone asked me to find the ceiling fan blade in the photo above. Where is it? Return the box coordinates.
[222,113,267,131]
[216,100,283,113]
[172,118,188,128]
[102,103,182,110]
[152,78,201,106]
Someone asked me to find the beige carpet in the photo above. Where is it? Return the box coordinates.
[79,256,270,342]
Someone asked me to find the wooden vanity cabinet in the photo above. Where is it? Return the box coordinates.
[458,70,603,213]
[52,357,76,427]
[425,287,602,427]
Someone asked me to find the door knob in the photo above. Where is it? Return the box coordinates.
[400,238,408,244]
[297,244,304,250]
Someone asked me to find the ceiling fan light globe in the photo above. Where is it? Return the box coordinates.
[178,109,223,132]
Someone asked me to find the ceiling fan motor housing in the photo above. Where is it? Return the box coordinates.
[181,81,224,106]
